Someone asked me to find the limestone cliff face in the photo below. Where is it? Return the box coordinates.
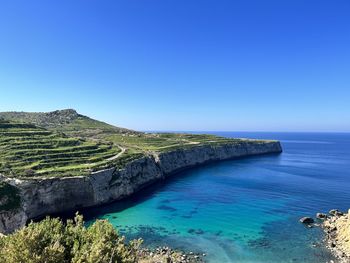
[157,141,281,174]
[0,141,281,234]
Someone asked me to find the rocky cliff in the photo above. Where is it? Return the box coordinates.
[0,140,282,234]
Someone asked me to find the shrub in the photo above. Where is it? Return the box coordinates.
[24,169,36,177]
[0,214,142,263]
[0,182,21,211]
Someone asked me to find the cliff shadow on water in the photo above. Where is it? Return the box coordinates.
[50,151,283,224]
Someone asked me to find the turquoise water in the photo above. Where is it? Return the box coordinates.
[85,132,350,262]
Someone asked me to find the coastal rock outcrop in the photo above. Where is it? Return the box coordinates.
[320,209,350,262]
[329,209,344,217]
[316,213,327,220]
[0,141,282,234]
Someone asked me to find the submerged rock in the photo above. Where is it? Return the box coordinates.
[300,217,314,224]
[316,213,327,220]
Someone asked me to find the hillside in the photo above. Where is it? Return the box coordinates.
[0,119,133,178]
[0,109,275,179]
[0,109,268,154]
[0,109,138,139]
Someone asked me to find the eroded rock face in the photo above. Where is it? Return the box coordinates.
[0,141,282,234]
[0,209,27,234]
[157,142,282,175]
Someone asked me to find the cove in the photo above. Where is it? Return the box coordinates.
[84,132,350,263]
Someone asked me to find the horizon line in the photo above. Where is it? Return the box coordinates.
[142,130,350,134]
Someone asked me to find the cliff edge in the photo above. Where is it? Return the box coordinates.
[0,140,282,234]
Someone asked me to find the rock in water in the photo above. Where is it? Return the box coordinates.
[316,213,328,220]
[329,209,344,217]
[300,217,314,224]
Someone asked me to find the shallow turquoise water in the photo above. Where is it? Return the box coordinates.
[85,132,350,262]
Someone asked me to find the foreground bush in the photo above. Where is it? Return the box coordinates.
[0,214,142,263]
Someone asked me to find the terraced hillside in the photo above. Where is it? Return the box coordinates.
[0,109,139,139]
[0,109,269,154]
[0,109,273,179]
[107,132,251,153]
[0,120,125,178]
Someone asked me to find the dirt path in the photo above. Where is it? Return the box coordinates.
[107,145,126,161]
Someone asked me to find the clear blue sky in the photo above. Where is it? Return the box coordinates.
[0,0,349,132]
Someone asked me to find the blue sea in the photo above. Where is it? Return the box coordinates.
[85,132,350,263]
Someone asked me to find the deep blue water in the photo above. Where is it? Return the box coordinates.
[85,132,350,263]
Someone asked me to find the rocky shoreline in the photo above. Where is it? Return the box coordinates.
[322,209,350,263]
[139,246,204,263]
[300,209,350,263]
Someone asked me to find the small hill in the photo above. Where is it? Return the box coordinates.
[0,109,139,139]
[0,109,249,154]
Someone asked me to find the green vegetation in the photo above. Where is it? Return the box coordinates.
[0,182,20,211]
[0,214,142,263]
[0,120,125,178]
[0,109,263,153]
[110,151,145,169]
[0,214,201,263]
[0,109,269,179]
[107,132,259,153]
[0,109,139,139]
